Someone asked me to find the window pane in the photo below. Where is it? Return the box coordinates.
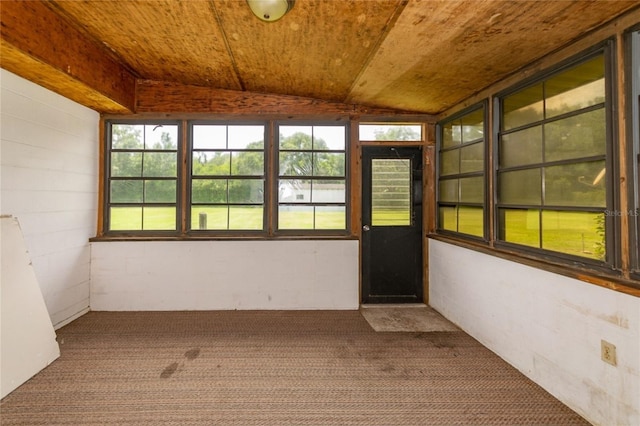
[144,125,177,150]
[110,207,142,230]
[439,179,458,203]
[111,180,143,203]
[461,109,484,142]
[280,152,312,176]
[111,152,142,177]
[191,206,228,230]
[279,205,314,229]
[280,126,312,149]
[142,207,176,230]
[193,125,226,149]
[545,108,606,162]
[499,169,541,205]
[504,83,544,130]
[460,142,484,173]
[438,206,457,231]
[192,152,230,176]
[440,149,459,176]
[313,152,345,176]
[371,159,411,226]
[227,125,264,149]
[228,179,264,203]
[144,180,176,203]
[545,56,605,118]
[192,179,227,203]
[460,176,483,203]
[544,161,606,207]
[500,126,543,167]
[231,151,264,176]
[458,206,484,237]
[315,206,346,229]
[229,206,264,230]
[500,208,540,248]
[112,124,143,149]
[311,180,345,203]
[441,122,462,148]
[279,179,311,203]
[359,124,422,141]
[313,126,346,150]
[143,152,176,177]
[542,210,605,260]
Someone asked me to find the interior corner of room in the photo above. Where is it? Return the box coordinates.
[1,1,639,425]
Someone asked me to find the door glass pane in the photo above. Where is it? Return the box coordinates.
[371,159,411,226]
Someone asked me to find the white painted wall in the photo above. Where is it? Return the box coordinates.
[91,240,359,310]
[1,216,60,398]
[429,239,640,426]
[0,69,99,328]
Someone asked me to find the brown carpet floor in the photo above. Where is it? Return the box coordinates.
[1,311,588,425]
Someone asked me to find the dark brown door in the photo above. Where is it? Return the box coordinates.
[361,146,423,303]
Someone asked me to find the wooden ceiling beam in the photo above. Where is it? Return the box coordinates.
[135,80,431,119]
[0,0,135,113]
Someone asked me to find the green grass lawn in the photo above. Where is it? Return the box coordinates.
[111,206,605,261]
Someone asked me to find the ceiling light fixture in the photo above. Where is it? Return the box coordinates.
[246,0,295,22]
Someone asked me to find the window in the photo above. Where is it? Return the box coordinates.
[190,124,265,231]
[106,123,180,232]
[359,123,422,141]
[496,52,610,262]
[277,125,347,230]
[437,105,486,238]
[103,120,349,236]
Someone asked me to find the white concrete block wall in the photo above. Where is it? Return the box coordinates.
[91,240,359,311]
[1,69,99,328]
[429,239,640,426]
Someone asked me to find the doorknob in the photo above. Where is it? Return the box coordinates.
[363,225,370,231]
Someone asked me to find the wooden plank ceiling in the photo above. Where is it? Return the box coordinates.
[1,0,638,115]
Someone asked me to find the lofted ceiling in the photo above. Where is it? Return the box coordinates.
[1,0,639,115]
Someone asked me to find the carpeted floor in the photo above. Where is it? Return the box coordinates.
[1,310,588,425]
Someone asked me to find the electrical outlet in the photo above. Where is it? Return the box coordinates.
[601,340,617,366]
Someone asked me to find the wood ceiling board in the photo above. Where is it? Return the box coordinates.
[349,0,639,114]
[215,0,404,102]
[50,0,241,89]
[0,0,135,112]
